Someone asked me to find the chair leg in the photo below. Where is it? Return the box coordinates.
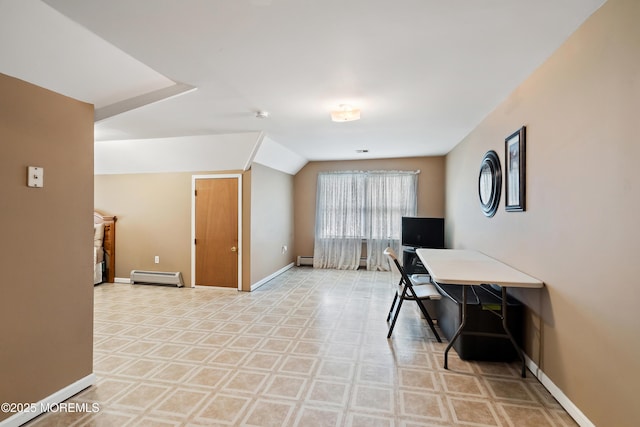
[387,294,406,338]
[386,278,403,321]
[415,299,442,343]
[386,293,399,322]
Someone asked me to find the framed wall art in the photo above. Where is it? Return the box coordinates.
[505,126,526,212]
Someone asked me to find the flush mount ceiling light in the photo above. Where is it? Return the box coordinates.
[331,104,361,122]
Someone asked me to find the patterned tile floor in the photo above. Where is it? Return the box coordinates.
[27,267,577,426]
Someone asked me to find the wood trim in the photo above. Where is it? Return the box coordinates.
[94,211,117,283]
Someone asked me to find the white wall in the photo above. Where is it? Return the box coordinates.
[95,133,262,174]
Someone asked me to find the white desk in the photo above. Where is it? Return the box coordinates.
[416,249,543,377]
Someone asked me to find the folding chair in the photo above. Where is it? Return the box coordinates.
[384,247,442,342]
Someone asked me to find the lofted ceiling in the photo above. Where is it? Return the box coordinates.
[2,0,605,168]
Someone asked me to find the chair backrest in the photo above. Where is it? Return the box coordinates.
[383,246,398,262]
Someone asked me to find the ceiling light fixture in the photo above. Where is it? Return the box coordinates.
[255,110,269,119]
[331,104,361,122]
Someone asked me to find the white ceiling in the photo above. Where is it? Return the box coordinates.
[2,0,604,165]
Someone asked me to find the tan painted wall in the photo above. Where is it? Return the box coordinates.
[0,73,94,421]
[250,163,296,285]
[445,0,639,425]
[95,172,192,282]
[293,157,446,257]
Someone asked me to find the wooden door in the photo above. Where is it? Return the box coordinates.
[195,178,239,287]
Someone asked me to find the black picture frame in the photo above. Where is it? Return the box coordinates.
[505,126,526,211]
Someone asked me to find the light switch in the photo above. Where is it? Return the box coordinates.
[27,166,44,188]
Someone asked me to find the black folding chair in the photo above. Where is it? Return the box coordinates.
[384,247,442,342]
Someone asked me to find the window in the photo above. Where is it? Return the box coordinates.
[314,171,418,270]
[315,172,366,239]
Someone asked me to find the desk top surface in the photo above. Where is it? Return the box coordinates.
[416,249,543,288]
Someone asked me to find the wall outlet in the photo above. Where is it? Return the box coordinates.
[154,256,160,264]
[27,166,44,188]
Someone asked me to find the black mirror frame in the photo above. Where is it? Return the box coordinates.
[478,150,502,217]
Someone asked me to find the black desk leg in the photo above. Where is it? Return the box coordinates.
[443,286,527,378]
[501,287,527,378]
[443,286,467,370]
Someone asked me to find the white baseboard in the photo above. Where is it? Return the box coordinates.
[524,356,594,427]
[114,277,131,284]
[296,256,368,268]
[251,262,295,291]
[0,373,96,427]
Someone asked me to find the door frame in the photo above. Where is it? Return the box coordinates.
[191,174,243,289]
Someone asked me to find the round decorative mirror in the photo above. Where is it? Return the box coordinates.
[478,150,502,217]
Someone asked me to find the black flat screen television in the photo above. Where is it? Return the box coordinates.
[401,217,445,249]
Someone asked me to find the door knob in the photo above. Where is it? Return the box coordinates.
[231,246,237,252]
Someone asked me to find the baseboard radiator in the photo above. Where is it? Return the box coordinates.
[296,256,313,266]
[130,270,184,287]
[296,256,367,268]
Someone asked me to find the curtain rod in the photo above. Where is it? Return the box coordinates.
[319,170,420,175]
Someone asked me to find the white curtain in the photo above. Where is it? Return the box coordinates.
[366,172,417,270]
[313,171,417,271]
[313,173,365,269]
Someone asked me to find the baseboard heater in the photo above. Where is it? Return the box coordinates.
[296,256,367,267]
[130,270,184,287]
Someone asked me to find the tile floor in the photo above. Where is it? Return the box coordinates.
[27,267,577,426]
